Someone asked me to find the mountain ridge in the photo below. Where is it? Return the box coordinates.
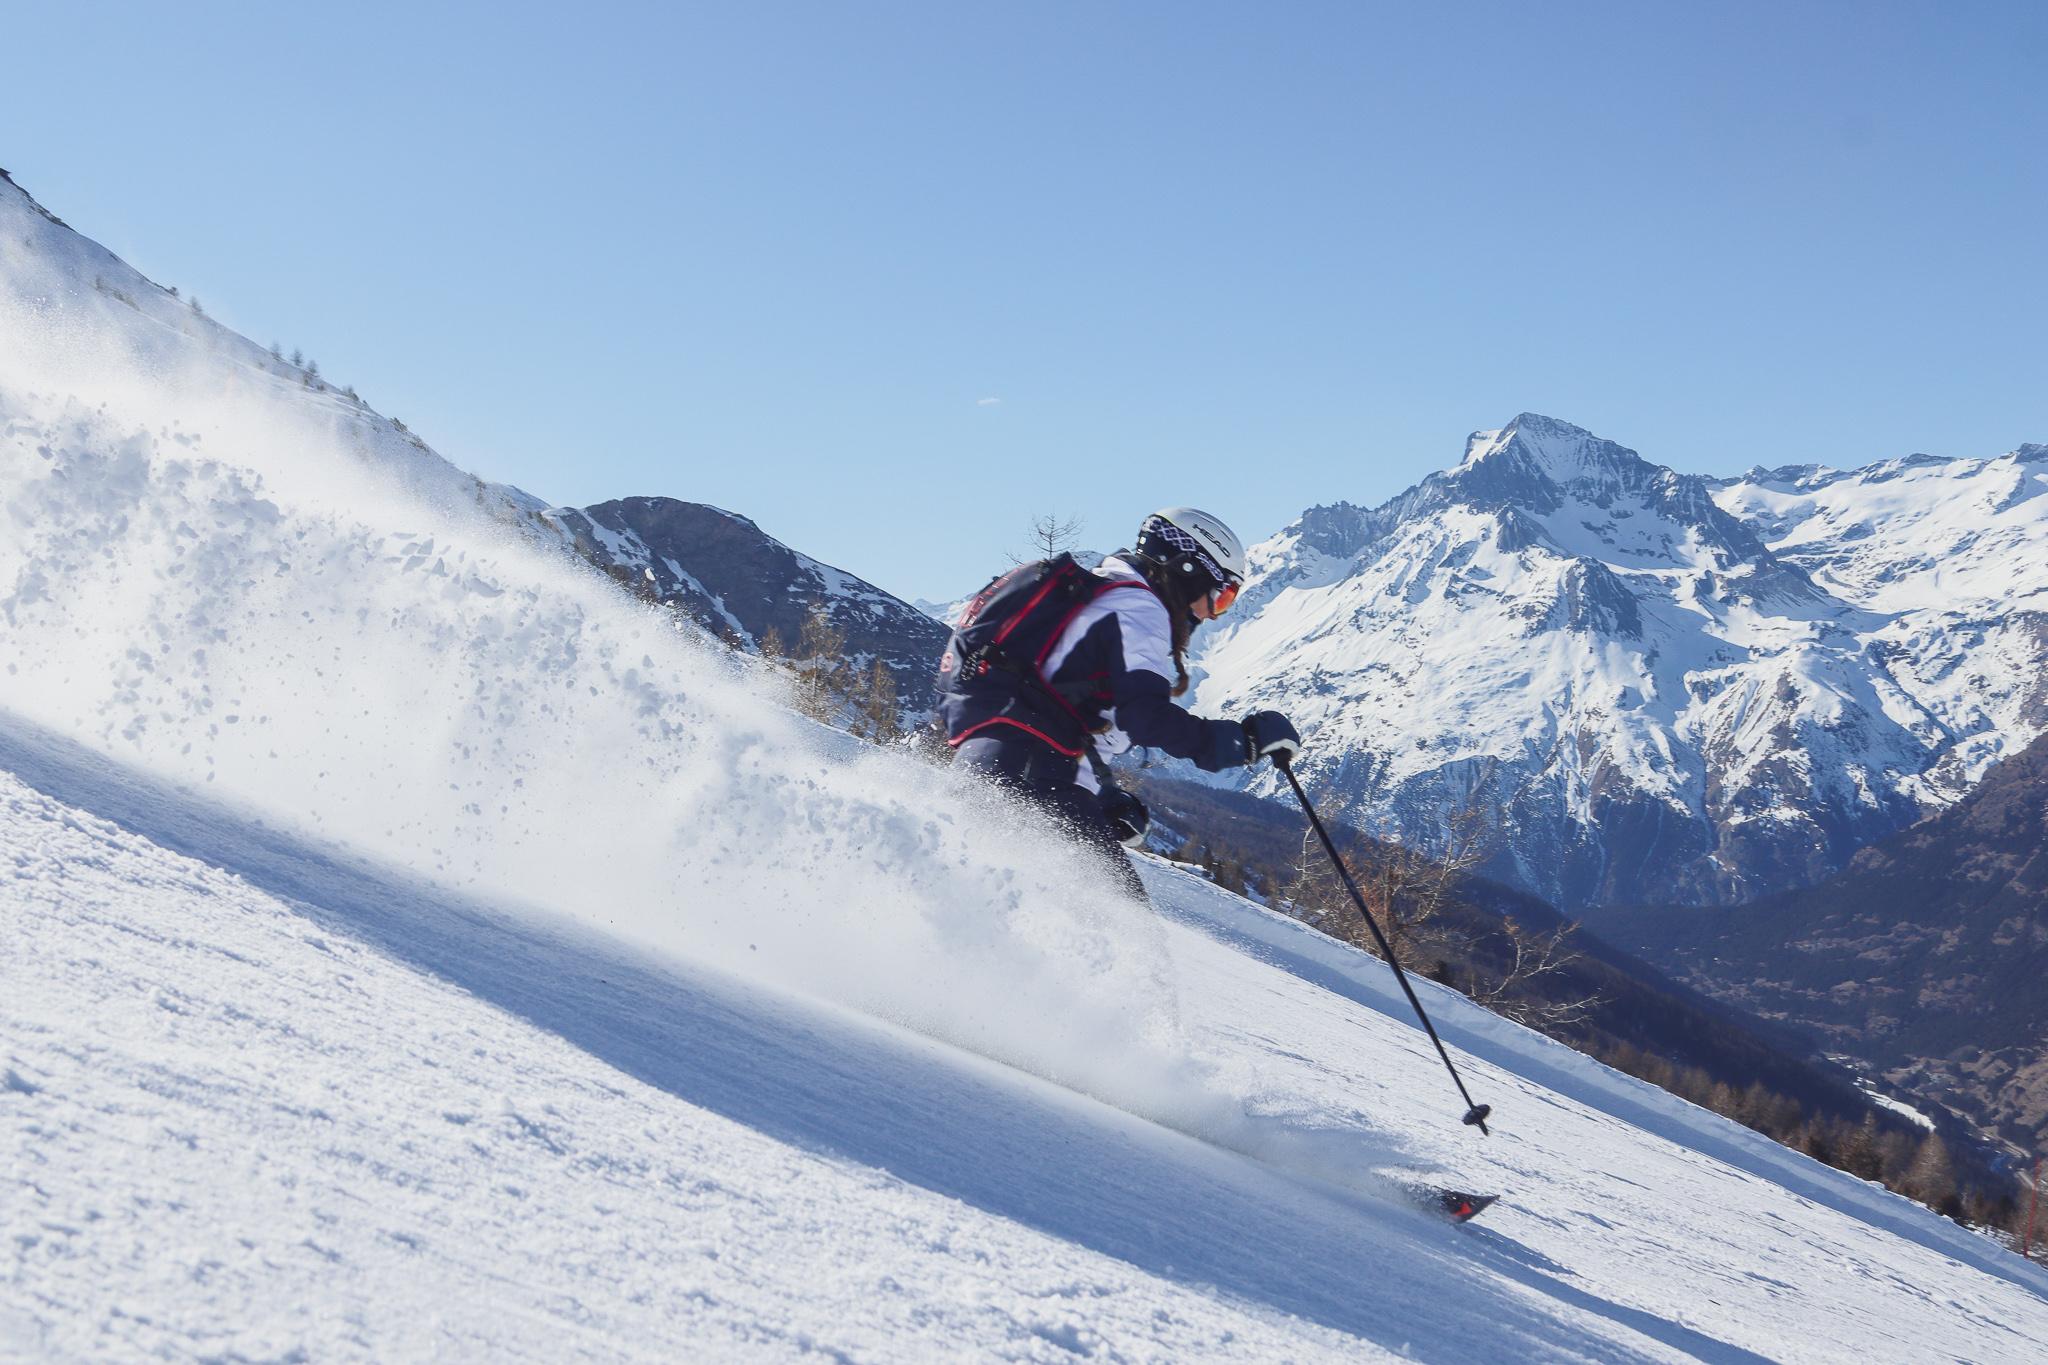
[543,495,950,711]
[1190,413,2048,913]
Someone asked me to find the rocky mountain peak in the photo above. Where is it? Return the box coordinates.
[1438,415,1787,579]
[1451,413,1660,508]
[1461,412,1600,465]
[1194,416,2048,913]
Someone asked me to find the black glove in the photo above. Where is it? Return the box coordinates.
[1101,788,1150,848]
[1240,711,1301,766]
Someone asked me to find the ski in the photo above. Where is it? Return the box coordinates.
[1431,1189,1499,1223]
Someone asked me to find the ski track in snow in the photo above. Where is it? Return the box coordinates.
[6,714,2047,1362]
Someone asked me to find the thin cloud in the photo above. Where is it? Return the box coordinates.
[975,396,1002,407]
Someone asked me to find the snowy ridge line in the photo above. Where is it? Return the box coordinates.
[1187,413,2048,911]
[0,168,555,543]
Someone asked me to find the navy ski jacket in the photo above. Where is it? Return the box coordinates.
[950,554,1250,790]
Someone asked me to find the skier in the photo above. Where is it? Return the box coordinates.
[936,507,1302,900]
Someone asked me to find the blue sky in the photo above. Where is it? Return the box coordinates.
[5,1,2044,601]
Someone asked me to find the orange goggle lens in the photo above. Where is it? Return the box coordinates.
[1212,580,1241,614]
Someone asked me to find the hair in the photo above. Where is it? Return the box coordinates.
[1130,553,1196,697]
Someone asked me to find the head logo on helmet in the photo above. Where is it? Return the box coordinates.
[1136,507,1246,610]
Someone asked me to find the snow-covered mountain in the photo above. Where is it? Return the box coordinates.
[8,170,2048,1361]
[0,169,556,540]
[545,496,950,711]
[1192,414,2048,911]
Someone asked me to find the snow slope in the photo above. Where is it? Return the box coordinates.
[6,172,2048,1360]
[8,715,2048,1361]
[0,171,1202,1136]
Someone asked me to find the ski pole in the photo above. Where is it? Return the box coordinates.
[1276,755,1493,1137]
[2026,1156,2040,1262]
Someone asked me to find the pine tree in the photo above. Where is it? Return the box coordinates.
[791,604,849,723]
[1838,1114,1884,1182]
[1875,1128,1918,1186]
[857,657,901,743]
[1205,839,1246,895]
[1732,1081,1772,1130]
[1903,1134,1959,1214]
[1794,1119,1834,1164]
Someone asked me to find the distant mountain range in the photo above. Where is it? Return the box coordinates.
[1189,414,2048,912]
[1591,727,2048,1154]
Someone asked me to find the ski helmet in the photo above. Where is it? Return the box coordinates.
[1135,507,1246,610]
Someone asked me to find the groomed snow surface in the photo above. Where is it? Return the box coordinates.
[8,720,2048,1362]
[5,174,2048,1360]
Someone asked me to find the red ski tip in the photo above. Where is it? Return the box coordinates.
[1431,1190,1500,1223]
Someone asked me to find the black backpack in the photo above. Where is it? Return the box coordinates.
[936,554,1143,756]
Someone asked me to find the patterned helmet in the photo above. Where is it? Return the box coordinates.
[1135,507,1246,595]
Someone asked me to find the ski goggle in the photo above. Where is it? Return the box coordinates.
[1210,578,1241,614]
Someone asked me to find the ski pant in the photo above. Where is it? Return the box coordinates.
[952,733,1149,904]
